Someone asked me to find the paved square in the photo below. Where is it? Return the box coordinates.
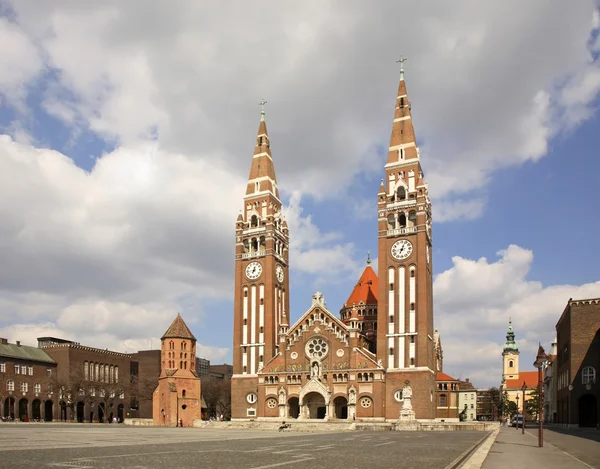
[0,424,486,468]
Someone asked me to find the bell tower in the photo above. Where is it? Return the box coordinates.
[231,102,290,419]
[377,58,436,419]
[502,319,520,382]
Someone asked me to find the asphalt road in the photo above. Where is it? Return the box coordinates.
[0,424,485,469]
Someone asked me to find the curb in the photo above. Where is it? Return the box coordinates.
[445,429,499,469]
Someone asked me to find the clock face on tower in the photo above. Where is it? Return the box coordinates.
[245,261,263,280]
[391,239,413,260]
[275,264,284,283]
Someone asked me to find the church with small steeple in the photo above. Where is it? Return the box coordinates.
[231,60,439,421]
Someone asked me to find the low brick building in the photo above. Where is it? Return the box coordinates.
[0,338,57,421]
[435,372,460,421]
[556,298,600,427]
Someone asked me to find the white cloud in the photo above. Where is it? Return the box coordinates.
[0,17,42,109]
[435,245,600,387]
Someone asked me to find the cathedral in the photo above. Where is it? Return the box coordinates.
[231,65,441,421]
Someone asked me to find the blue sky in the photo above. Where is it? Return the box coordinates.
[1,1,600,388]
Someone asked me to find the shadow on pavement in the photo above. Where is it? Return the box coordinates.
[546,425,600,444]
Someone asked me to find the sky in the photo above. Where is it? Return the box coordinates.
[1,0,599,388]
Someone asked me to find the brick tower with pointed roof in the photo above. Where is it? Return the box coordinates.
[152,314,202,426]
[231,102,290,419]
[339,254,379,352]
[377,59,436,419]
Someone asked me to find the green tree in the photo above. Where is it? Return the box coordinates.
[499,390,511,418]
[506,400,517,417]
[525,388,541,419]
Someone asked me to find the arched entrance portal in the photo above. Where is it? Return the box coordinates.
[333,396,348,419]
[18,398,28,421]
[117,404,124,423]
[76,401,85,423]
[579,395,597,427]
[32,399,41,421]
[4,397,15,420]
[288,397,299,419]
[304,392,326,419]
[98,403,105,423]
[44,400,53,421]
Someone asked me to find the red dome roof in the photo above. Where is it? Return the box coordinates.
[345,265,378,306]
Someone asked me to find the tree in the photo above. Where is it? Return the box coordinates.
[500,390,511,418]
[506,400,518,417]
[202,377,231,420]
[525,388,541,420]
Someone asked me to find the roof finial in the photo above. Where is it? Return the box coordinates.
[397,56,407,81]
[366,250,371,265]
[259,98,267,122]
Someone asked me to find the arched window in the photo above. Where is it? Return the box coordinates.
[408,210,417,227]
[104,365,109,382]
[439,394,447,407]
[397,186,406,200]
[582,366,596,384]
[83,361,89,381]
[6,379,14,391]
[251,215,259,227]
[509,360,514,368]
[399,213,407,228]
[95,363,99,381]
[109,365,114,383]
[99,364,104,382]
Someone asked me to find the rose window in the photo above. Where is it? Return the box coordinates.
[360,397,372,408]
[267,398,277,409]
[306,337,328,358]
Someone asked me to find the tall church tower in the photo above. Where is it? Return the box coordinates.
[377,59,436,419]
[231,103,290,419]
[502,319,520,382]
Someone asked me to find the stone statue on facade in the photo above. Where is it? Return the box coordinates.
[398,380,416,424]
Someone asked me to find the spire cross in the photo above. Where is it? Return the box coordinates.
[366,250,371,265]
[396,56,407,80]
[259,99,267,121]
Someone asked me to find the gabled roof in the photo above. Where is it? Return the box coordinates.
[0,342,56,365]
[345,265,378,306]
[504,371,538,390]
[437,372,458,381]
[162,314,196,340]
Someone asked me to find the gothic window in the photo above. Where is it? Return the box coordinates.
[83,362,89,381]
[399,213,407,228]
[387,215,396,230]
[306,337,328,358]
[397,186,406,200]
[360,397,372,408]
[408,210,417,227]
[582,366,596,384]
[439,394,447,407]
[250,215,259,227]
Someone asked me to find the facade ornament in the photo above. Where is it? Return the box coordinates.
[396,56,407,81]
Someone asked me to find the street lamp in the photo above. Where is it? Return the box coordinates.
[515,394,520,431]
[521,381,527,435]
[534,343,549,448]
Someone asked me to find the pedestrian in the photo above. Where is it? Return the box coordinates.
[179,418,183,427]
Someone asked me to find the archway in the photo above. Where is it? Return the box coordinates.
[44,400,53,421]
[288,397,299,419]
[4,397,15,420]
[59,401,67,421]
[333,396,348,419]
[118,404,124,423]
[304,392,326,419]
[32,399,41,421]
[18,398,28,421]
[76,401,85,423]
[98,403,105,423]
[579,395,597,427]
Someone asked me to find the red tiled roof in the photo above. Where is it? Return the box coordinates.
[345,265,378,305]
[437,372,458,381]
[504,371,538,389]
[162,313,196,340]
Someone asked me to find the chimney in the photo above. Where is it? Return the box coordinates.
[16,341,21,346]
[0,338,7,344]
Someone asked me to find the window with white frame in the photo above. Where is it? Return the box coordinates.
[582,366,596,384]
[14,365,19,374]
[119,391,124,399]
[46,369,52,378]
[28,366,33,376]
[20,382,28,392]
[7,379,14,391]
[34,383,41,394]
[0,362,5,372]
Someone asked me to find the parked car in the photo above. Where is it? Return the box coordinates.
[511,415,524,427]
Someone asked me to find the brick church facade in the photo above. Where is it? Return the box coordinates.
[231,65,438,421]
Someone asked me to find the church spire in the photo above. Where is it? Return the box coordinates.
[245,100,280,199]
[386,57,419,165]
[503,318,519,353]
